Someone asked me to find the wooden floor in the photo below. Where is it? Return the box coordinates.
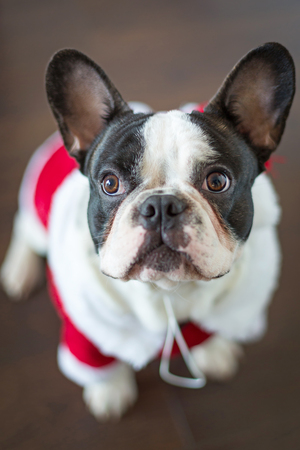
[1,1,300,448]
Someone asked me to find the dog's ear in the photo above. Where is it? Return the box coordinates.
[46,49,132,170]
[205,42,295,170]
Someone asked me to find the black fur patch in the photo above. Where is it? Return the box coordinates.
[85,112,152,250]
[189,111,258,241]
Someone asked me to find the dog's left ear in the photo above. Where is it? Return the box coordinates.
[46,49,132,171]
[205,42,295,170]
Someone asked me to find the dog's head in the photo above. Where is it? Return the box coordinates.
[46,43,295,289]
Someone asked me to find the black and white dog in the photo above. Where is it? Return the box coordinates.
[1,43,295,419]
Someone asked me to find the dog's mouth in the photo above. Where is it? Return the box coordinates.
[137,244,183,273]
[125,240,209,282]
[124,239,230,284]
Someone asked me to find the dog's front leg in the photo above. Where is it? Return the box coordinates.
[83,363,138,420]
[1,213,45,299]
[191,335,243,381]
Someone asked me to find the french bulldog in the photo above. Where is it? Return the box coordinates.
[1,42,295,420]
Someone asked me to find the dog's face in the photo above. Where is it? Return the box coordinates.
[86,110,257,287]
[46,43,295,288]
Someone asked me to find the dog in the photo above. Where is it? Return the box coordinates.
[1,42,295,420]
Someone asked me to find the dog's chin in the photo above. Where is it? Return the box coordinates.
[123,244,212,288]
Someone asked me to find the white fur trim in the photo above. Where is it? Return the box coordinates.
[128,101,153,114]
[57,344,119,386]
[17,132,63,255]
[179,102,199,113]
[252,172,281,227]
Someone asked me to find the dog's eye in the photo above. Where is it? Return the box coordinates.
[101,174,125,196]
[204,172,230,193]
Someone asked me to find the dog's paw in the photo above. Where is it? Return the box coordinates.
[83,363,138,421]
[191,335,243,381]
[1,235,44,300]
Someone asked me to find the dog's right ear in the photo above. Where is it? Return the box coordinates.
[204,43,295,172]
[46,49,132,170]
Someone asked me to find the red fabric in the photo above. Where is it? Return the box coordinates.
[195,102,208,113]
[34,145,78,229]
[264,155,286,177]
[62,318,116,368]
[170,322,211,357]
[47,267,116,368]
[47,266,211,367]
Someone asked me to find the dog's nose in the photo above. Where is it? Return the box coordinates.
[138,195,187,230]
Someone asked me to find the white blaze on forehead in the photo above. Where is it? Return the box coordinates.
[141,110,216,185]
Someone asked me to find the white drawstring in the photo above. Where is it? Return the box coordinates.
[159,294,206,389]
